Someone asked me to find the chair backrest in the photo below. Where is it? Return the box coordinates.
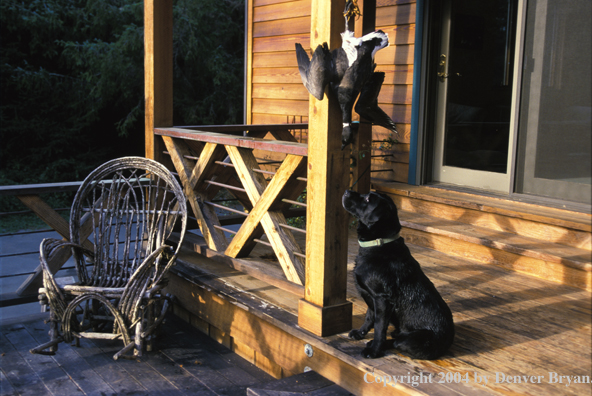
[69,157,187,287]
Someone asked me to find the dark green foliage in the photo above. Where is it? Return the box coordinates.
[286,190,306,229]
[0,0,244,184]
[173,0,244,126]
[0,0,244,216]
[0,0,146,186]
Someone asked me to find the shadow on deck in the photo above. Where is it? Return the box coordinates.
[0,312,277,395]
[2,227,590,396]
[167,230,592,396]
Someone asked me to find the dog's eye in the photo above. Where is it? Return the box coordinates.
[364,195,370,202]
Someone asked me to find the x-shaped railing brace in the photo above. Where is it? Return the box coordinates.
[163,136,307,285]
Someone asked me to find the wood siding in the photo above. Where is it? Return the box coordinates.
[246,0,416,183]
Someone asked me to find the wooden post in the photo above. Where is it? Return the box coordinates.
[245,0,254,124]
[351,0,376,194]
[144,0,173,161]
[298,0,353,337]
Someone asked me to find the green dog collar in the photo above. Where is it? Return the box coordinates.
[358,232,400,248]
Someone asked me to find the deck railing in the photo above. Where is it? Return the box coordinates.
[1,123,364,336]
[0,125,311,307]
[0,183,82,306]
[156,124,309,290]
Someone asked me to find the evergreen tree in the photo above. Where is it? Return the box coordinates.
[0,0,244,188]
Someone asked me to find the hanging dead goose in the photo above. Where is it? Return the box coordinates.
[333,30,390,149]
[295,20,396,149]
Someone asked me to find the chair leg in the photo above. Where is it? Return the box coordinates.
[134,321,143,357]
[113,342,136,360]
[140,295,173,353]
[112,321,143,360]
[145,300,155,352]
[48,313,59,353]
[29,337,63,355]
[30,311,62,355]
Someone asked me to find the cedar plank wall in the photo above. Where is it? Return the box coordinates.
[247,0,415,183]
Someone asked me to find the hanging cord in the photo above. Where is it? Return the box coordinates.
[350,163,371,189]
[343,0,361,26]
[343,0,371,191]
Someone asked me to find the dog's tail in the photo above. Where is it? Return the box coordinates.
[390,329,453,360]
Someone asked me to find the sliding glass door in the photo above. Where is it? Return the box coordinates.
[432,0,518,192]
[515,0,591,204]
[424,0,591,206]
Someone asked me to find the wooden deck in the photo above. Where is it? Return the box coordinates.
[168,230,592,396]
[0,312,277,395]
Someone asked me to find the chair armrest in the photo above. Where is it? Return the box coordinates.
[118,245,174,320]
[39,239,94,313]
[39,239,93,280]
[127,245,173,287]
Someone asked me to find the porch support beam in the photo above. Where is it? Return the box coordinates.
[298,0,352,336]
[144,0,173,162]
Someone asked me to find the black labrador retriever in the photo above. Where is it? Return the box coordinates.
[342,189,454,359]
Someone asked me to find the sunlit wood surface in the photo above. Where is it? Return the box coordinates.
[171,229,592,396]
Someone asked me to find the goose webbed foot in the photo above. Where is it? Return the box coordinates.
[341,122,359,150]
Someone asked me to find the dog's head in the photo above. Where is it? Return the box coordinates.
[342,190,401,239]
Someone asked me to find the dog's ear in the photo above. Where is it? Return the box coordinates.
[359,193,398,228]
[359,194,384,227]
[360,210,381,228]
[375,192,398,214]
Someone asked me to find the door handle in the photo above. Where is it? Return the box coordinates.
[437,54,449,82]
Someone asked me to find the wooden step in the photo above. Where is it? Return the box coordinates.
[374,181,592,251]
[170,234,592,396]
[371,181,591,291]
[398,211,591,291]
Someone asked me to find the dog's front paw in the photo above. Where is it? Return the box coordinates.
[348,329,367,340]
[361,345,384,359]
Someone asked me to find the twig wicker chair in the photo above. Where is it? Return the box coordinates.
[30,157,187,360]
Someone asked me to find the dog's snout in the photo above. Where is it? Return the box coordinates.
[342,190,350,207]
[342,189,355,212]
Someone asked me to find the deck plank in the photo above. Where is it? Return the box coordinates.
[158,340,244,392]
[25,318,118,396]
[1,313,274,396]
[376,244,591,396]
[155,315,275,394]
[399,211,591,270]
[172,229,591,396]
[85,339,186,396]
[64,335,150,395]
[0,331,52,396]
[0,370,19,396]
[2,324,84,395]
[374,181,592,232]
[142,350,218,396]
